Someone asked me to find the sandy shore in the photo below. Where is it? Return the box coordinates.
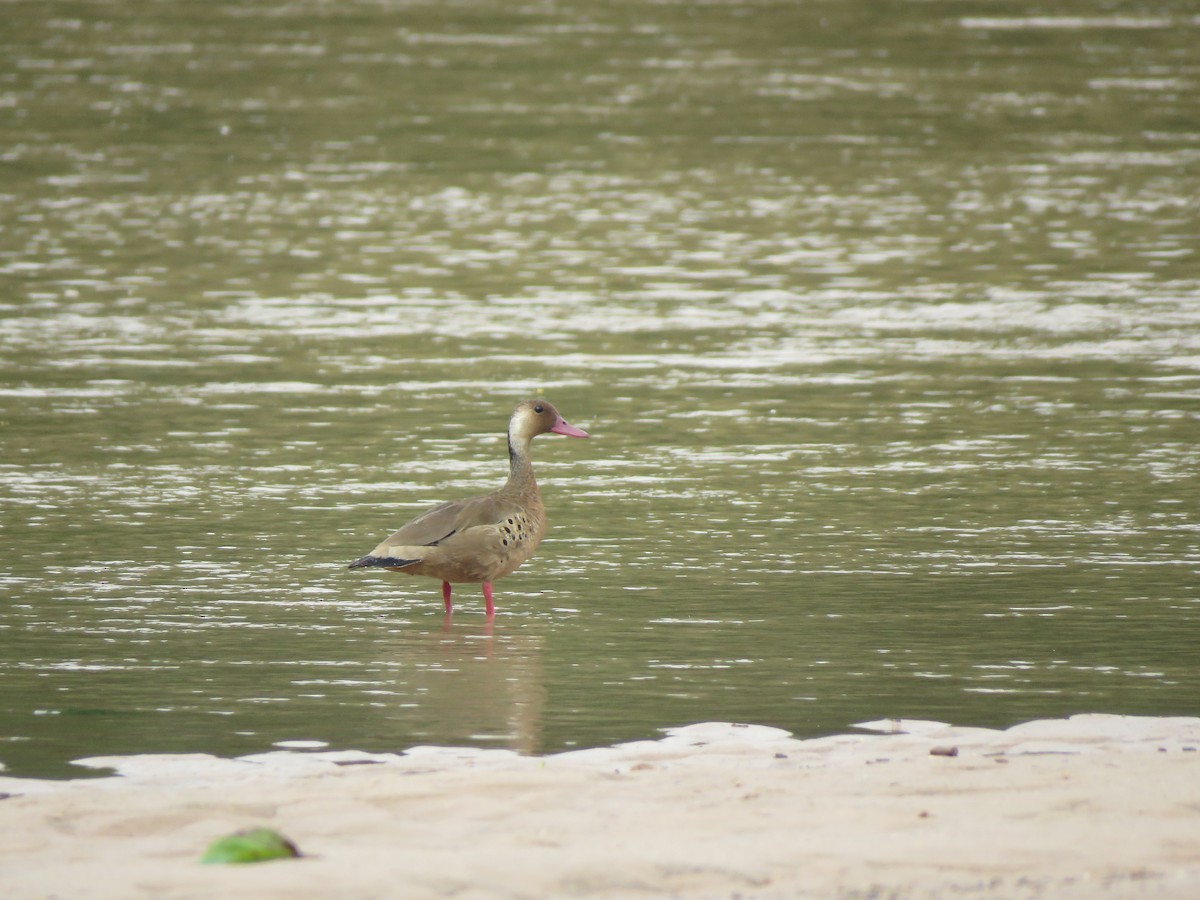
[1,715,1198,898]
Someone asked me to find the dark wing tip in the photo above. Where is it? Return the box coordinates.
[348,555,420,570]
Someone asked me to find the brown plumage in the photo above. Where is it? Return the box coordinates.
[348,400,590,616]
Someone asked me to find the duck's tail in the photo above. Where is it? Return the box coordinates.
[347,555,420,570]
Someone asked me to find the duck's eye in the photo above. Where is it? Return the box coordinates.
[534,404,544,413]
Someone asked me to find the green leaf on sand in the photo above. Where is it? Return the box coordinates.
[200,828,301,864]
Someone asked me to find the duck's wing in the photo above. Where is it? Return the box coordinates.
[369,493,520,555]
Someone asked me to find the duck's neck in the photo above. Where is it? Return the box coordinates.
[506,433,537,494]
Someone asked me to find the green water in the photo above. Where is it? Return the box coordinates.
[2,1,1198,779]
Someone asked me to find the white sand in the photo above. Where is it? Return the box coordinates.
[2,715,1199,898]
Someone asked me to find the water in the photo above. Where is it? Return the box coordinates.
[2,0,1198,779]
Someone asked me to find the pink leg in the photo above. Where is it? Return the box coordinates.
[482,582,495,618]
[442,581,453,615]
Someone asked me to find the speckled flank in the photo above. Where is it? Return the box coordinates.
[500,515,530,548]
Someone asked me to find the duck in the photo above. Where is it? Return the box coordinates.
[348,400,590,616]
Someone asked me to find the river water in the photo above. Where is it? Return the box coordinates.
[2,1,1198,778]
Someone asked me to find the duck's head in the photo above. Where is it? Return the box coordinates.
[510,399,590,442]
